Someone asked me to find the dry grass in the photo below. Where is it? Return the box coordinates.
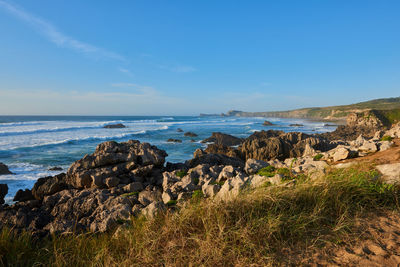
[1,164,399,266]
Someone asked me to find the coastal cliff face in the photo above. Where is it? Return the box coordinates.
[221,97,400,121]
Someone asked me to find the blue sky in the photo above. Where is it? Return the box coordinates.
[0,0,399,115]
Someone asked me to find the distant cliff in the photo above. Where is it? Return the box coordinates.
[220,97,400,121]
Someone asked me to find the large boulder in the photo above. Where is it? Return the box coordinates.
[376,163,400,184]
[32,173,70,200]
[66,140,167,189]
[0,184,8,205]
[201,132,243,146]
[244,159,269,175]
[0,163,13,175]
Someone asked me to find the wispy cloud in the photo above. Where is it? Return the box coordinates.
[158,64,197,73]
[118,67,134,77]
[0,0,125,61]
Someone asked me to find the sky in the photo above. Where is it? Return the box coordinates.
[0,0,399,115]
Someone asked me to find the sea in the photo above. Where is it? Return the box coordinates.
[0,115,336,203]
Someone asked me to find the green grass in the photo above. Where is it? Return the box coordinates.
[1,164,399,266]
[176,170,187,178]
[381,136,393,142]
[257,165,276,177]
[121,191,139,197]
[313,154,324,161]
[166,200,177,207]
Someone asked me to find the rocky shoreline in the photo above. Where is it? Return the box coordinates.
[1,111,399,237]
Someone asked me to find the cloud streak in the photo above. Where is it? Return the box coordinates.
[0,0,125,61]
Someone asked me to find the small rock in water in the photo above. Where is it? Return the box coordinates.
[289,124,304,127]
[263,120,274,126]
[176,128,183,132]
[167,139,182,143]
[0,162,13,175]
[184,132,198,137]
[103,123,126,129]
[48,167,63,171]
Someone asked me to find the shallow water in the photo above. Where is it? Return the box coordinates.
[0,115,336,202]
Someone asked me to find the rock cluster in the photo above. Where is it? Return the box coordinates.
[103,123,126,128]
[201,132,243,146]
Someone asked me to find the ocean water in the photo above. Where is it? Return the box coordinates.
[0,115,336,202]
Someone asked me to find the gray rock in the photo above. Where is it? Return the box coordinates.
[202,183,220,197]
[244,159,269,175]
[103,123,126,129]
[376,163,400,184]
[141,201,166,219]
[123,182,143,192]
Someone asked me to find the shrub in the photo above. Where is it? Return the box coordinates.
[176,170,187,178]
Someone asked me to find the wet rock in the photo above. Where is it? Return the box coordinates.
[204,144,242,159]
[290,124,304,127]
[0,162,13,175]
[177,128,184,132]
[103,123,126,128]
[263,120,274,126]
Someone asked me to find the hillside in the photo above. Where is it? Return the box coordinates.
[222,96,400,121]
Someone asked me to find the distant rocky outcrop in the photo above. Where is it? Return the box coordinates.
[0,163,13,175]
[103,123,126,129]
[201,132,243,146]
[263,121,274,126]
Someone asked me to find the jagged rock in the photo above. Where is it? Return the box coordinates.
[302,143,317,157]
[32,173,70,200]
[204,144,242,159]
[162,191,173,204]
[66,140,167,189]
[177,128,184,132]
[385,123,400,138]
[138,190,162,207]
[202,182,220,197]
[103,123,126,129]
[141,201,166,219]
[186,153,244,169]
[358,141,378,153]
[263,121,274,126]
[376,163,400,184]
[0,184,8,205]
[123,182,143,192]
[216,173,248,200]
[201,132,243,146]
[0,162,13,175]
[378,141,393,151]
[239,131,334,162]
[193,148,206,158]
[13,189,34,202]
[244,159,269,175]
[184,132,198,137]
[372,131,384,141]
[332,147,351,162]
